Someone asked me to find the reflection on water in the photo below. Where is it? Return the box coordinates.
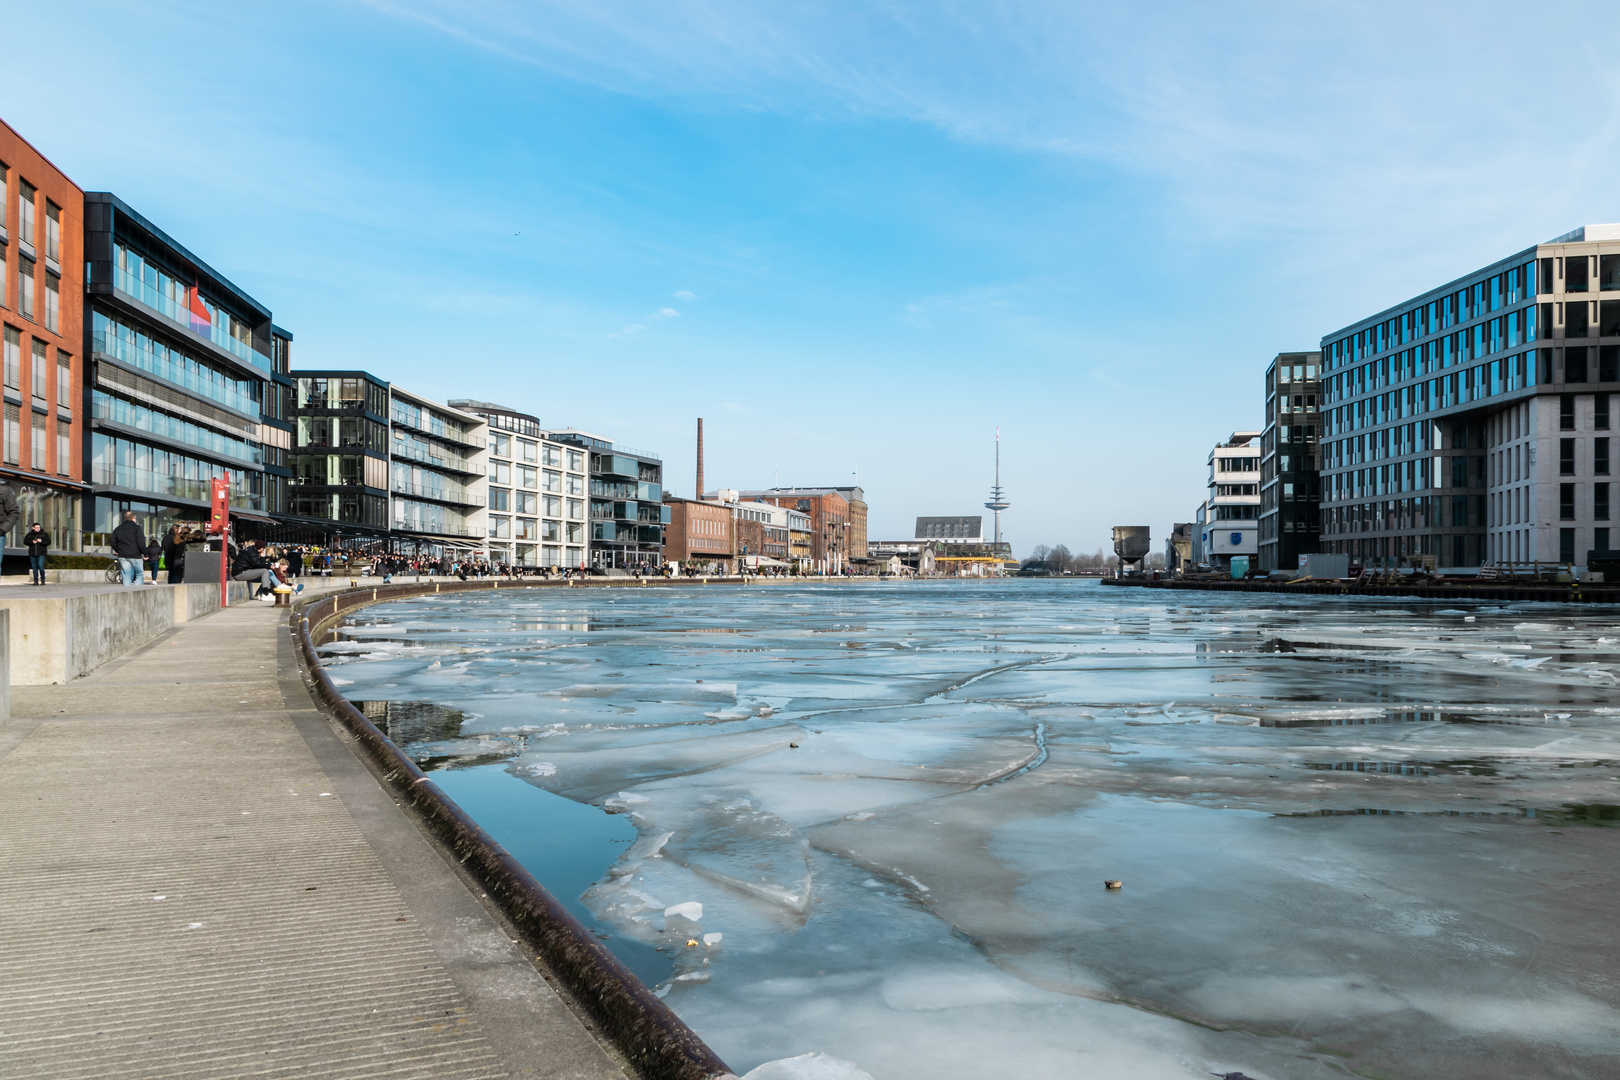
[324,581,1620,1080]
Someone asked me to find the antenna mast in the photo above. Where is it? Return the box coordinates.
[983,428,1010,545]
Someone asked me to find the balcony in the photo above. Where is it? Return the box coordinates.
[390,479,486,507]
[391,442,481,475]
[112,266,272,375]
[390,406,486,449]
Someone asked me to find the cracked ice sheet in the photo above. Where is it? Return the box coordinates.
[329,582,1620,1079]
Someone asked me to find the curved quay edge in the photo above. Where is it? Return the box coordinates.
[289,579,739,1080]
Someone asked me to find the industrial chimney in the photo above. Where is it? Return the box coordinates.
[696,418,705,501]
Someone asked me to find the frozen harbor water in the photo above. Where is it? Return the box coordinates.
[321,580,1620,1080]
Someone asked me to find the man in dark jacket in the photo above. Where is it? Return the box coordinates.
[231,539,283,599]
[24,522,49,585]
[111,511,147,586]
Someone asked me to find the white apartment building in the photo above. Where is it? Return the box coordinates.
[451,401,588,569]
[1201,431,1261,569]
[387,387,487,553]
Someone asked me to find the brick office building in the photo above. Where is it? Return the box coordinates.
[663,495,733,571]
[1,118,86,550]
[737,487,851,573]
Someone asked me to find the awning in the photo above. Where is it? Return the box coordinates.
[743,555,789,568]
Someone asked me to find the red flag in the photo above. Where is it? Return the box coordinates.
[189,283,212,333]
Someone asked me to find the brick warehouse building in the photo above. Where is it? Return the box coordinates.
[737,487,851,573]
[662,494,733,571]
[1,118,86,551]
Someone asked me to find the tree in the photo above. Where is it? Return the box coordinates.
[1049,544,1073,573]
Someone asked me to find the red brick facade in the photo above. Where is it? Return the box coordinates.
[0,117,85,547]
[662,496,733,569]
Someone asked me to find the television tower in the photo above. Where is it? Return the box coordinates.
[984,428,1010,545]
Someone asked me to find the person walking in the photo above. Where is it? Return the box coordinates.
[24,522,50,585]
[111,512,147,586]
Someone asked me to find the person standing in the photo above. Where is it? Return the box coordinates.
[24,522,50,585]
[162,524,186,585]
[111,511,147,586]
[286,546,304,581]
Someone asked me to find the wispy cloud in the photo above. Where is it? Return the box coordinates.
[673,289,699,301]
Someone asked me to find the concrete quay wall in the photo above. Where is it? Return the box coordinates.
[293,580,738,1080]
[2,582,251,685]
[1105,577,1620,603]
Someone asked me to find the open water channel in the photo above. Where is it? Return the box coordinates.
[319,580,1620,1080]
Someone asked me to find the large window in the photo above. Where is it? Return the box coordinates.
[1568,256,1590,293]
[45,201,59,263]
[31,339,45,400]
[57,420,70,476]
[1561,483,1576,521]
[31,413,44,471]
[93,311,261,416]
[17,180,35,248]
[3,326,18,388]
[18,256,34,319]
[1567,301,1590,339]
[1597,483,1610,522]
[112,243,264,371]
[91,432,265,508]
[6,402,22,464]
[93,391,262,465]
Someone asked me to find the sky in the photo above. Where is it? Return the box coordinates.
[8,1,1620,555]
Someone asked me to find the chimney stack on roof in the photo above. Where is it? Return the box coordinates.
[696,418,705,501]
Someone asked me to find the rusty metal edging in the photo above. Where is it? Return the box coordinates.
[290,581,737,1080]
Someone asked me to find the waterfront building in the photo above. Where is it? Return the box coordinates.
[1190,501,1208,565]
[285,370,391,544]
[451,401,589,570]
[662,494,732,571]
[1316,226,1620,568]
[828,485,867,558]
[704,490,793,567]
[1258,352,1323,572]
[1,119,86,549]
[1167,522,1194,574]
[262,328,295,524]
[288,372,487,556]
[548,429,663,570]
[737,488,851,573]
[912,515,1013,575]
[85,193,277,544]
[915,515,982,543]
[1200,431,1261,570]
[868,538,937,576]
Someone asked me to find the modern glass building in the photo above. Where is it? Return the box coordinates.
[450,400,590,569]
[83,193,276,543]
[1318,225,1620,568]
[548,428,663,569]
[1200,431,1261,570]
[1258,352,1323,572]
[285,370,391,544]
[285,372,487,555]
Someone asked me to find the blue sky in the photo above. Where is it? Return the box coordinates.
[9,1,1620,553]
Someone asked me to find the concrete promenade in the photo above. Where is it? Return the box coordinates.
[0,589,631,1079]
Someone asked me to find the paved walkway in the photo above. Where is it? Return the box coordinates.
[0,594,629,1080]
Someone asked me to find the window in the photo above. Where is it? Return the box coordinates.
[491,432,510,458]
[515,517,536,541]
[1598,437,1611,475]
[1561,483,1576,520]
[17,180,35,249]
[1598,527,1613,554]
[488,515,510,539]
[1600,395,1612,431]
[566,473,584,495]
[543,469,561,492]
[1567,347,1589,383]
[45,201,59,263]
[1562,394,1576,430]
[519,439,536,463]
[31,339,46,400]
[1567,301,1591,338]
[518,464,536,488]
[567,450,584,472]
[541,519,560,542]
[1605,347,1620,383]
[543,494,561,517]
[1560,438,1576,476]
[57,420,69,475]
[1568,255,1590,293]
[0,162,7,235]
[488,459,509,484]
[489,487,509,511]
[3,402,17,463]
[18,257,34,319]
[1452,494,1468,526]
[515,491,536,514]
[1561,527,1576,563]
[1598,483,1611,521]
[566,521,583,544]
[2,326,17,388]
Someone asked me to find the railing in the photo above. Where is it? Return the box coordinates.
[390,480,486,507]
[391,442,479,473]
[91,463,266,510]
[112,267,272,374]
[93,329,260,416]
[390,406,487,449]
[391,519,486,539]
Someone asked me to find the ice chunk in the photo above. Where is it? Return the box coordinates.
[665,901,704,922]
[740,1053,876,1080]
[704,932,723,946]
